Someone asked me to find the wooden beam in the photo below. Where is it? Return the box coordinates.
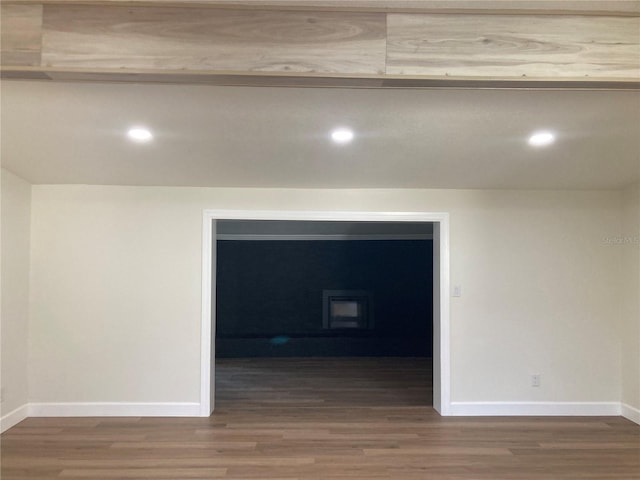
[0,5,43,66]
[386,14,640,78]
[1,3,638,88]
[2,66,638,89]
[41,6,386,74]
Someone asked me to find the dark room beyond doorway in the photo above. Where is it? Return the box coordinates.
[215,221,434,359]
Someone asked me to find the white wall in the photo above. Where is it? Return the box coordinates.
[28,185,623,412]
[621,183,640,421]
[1,170,31,429]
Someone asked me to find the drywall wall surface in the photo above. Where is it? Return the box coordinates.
[621,183,640,412]
[29,185,621,404]
[1,169,31,417]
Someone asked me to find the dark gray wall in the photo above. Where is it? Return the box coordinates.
[215,240,433,357]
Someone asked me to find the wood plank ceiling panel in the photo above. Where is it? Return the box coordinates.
[386,13,640,79]
[41,5,386,74]
[0,5,43,66]
[43,70,387,87]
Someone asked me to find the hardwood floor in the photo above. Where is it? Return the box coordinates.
[2,357,639,479]
[216,357,433,408]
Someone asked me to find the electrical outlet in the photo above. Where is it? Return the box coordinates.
[531,374,541,387]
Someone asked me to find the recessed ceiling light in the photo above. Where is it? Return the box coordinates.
[331,128,354,144]
[127,127,153,142]
[528,131,555,147]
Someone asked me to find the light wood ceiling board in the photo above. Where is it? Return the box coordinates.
[43,69,386,86]
[0,69,51,80]
[0,5,43,66]
[2,66,637,88]
[380,76,640,89]
[41,5,386,74]
[386,14,640,79]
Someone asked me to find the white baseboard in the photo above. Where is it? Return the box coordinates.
[621,403,640,425]
[28,402,201,417]
[449,401,622,417]
[1,404,29,433]
[6,402,637,427]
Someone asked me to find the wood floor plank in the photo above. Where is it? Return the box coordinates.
[2,358,639,479]
[58,467,227,478]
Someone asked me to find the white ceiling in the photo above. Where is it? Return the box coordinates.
[2,80,639,190]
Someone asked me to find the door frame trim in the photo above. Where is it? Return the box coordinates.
[200,209,451,416]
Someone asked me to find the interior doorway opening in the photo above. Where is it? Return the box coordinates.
[215,220,434,409]
[200,210,450,416]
